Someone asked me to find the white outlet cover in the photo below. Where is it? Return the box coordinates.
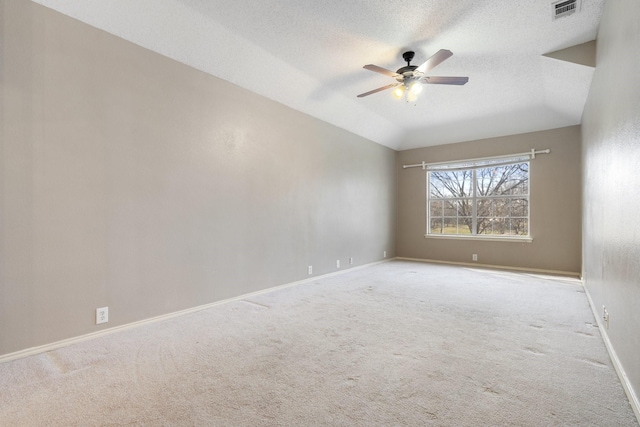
[308,266,313,275]
[336,260,340,268]
[96,307,109,324]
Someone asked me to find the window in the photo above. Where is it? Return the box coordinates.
[427,161,529,238]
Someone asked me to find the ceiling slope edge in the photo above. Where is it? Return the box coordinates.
[542,40,596,67]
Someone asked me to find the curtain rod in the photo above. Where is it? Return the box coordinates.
[402,148,550,170]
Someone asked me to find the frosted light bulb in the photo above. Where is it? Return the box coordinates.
[393,86,405,99]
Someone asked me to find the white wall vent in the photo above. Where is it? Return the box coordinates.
[552,0,582,20]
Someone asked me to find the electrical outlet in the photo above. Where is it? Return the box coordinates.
[383,251,387,258]
[308,265,313,275]
[603,306,609,329]
[349,257,353,265]
[336,260,340,269]
[472,254,478,261]
[96,307,109,325]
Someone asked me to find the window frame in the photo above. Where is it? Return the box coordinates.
[425,161,532,243]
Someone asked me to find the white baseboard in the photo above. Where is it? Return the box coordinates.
[396,257,582,279]
[583,286,640,423]
[0,258,393,365]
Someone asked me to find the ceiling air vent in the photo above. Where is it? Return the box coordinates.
[552,0,581,20]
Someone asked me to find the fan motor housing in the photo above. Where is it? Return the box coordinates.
[395,65,418,82]
[396,65,418,75]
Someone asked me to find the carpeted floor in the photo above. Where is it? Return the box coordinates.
[1,261,638,426]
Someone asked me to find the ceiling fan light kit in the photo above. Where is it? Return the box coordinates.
[392,79,422,102]
[357,49,469,102]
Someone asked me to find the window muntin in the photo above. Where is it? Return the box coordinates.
[427,162,529,237]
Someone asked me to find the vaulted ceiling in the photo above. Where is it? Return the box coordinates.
[32,0,604,150]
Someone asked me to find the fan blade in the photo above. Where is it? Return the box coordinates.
[363,64,400,78]
[421,76,469,85]
[357,83,400,98]
[414,49,453,75]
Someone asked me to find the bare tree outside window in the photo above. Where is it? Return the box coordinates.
[428,162,529,236]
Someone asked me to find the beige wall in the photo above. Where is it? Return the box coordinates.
[396,126,582,274]
[0,1,396,356]
[582,0,640,411]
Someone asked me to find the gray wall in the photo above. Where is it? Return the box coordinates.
[397,126,582,275]
[582,0,640,409]
[0,1,396,356]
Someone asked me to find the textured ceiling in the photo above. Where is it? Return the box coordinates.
[32,0,604,150]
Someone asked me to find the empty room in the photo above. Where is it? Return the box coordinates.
[1,0,639,425]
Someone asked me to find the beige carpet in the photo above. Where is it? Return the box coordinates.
[1,261,638,426]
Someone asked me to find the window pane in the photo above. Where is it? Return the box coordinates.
[457,218,473,234]
[507,164,529,195]
[443,200,458,217]
[430,218,444,234]
[477,217,492,235]
[477,199,492,217]
[457,199,473,217]
[476,163,528,197]
[429,170,473,198]
[490,219,509,235]
[511,218,529,235]
[442,218,458,234]
[429,200,443,217]
[510,198,528,217]
[492,198,511,217]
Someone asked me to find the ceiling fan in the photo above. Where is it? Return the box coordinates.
[357,50,468,100]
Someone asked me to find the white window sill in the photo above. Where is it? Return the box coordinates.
[424,234,533,243]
